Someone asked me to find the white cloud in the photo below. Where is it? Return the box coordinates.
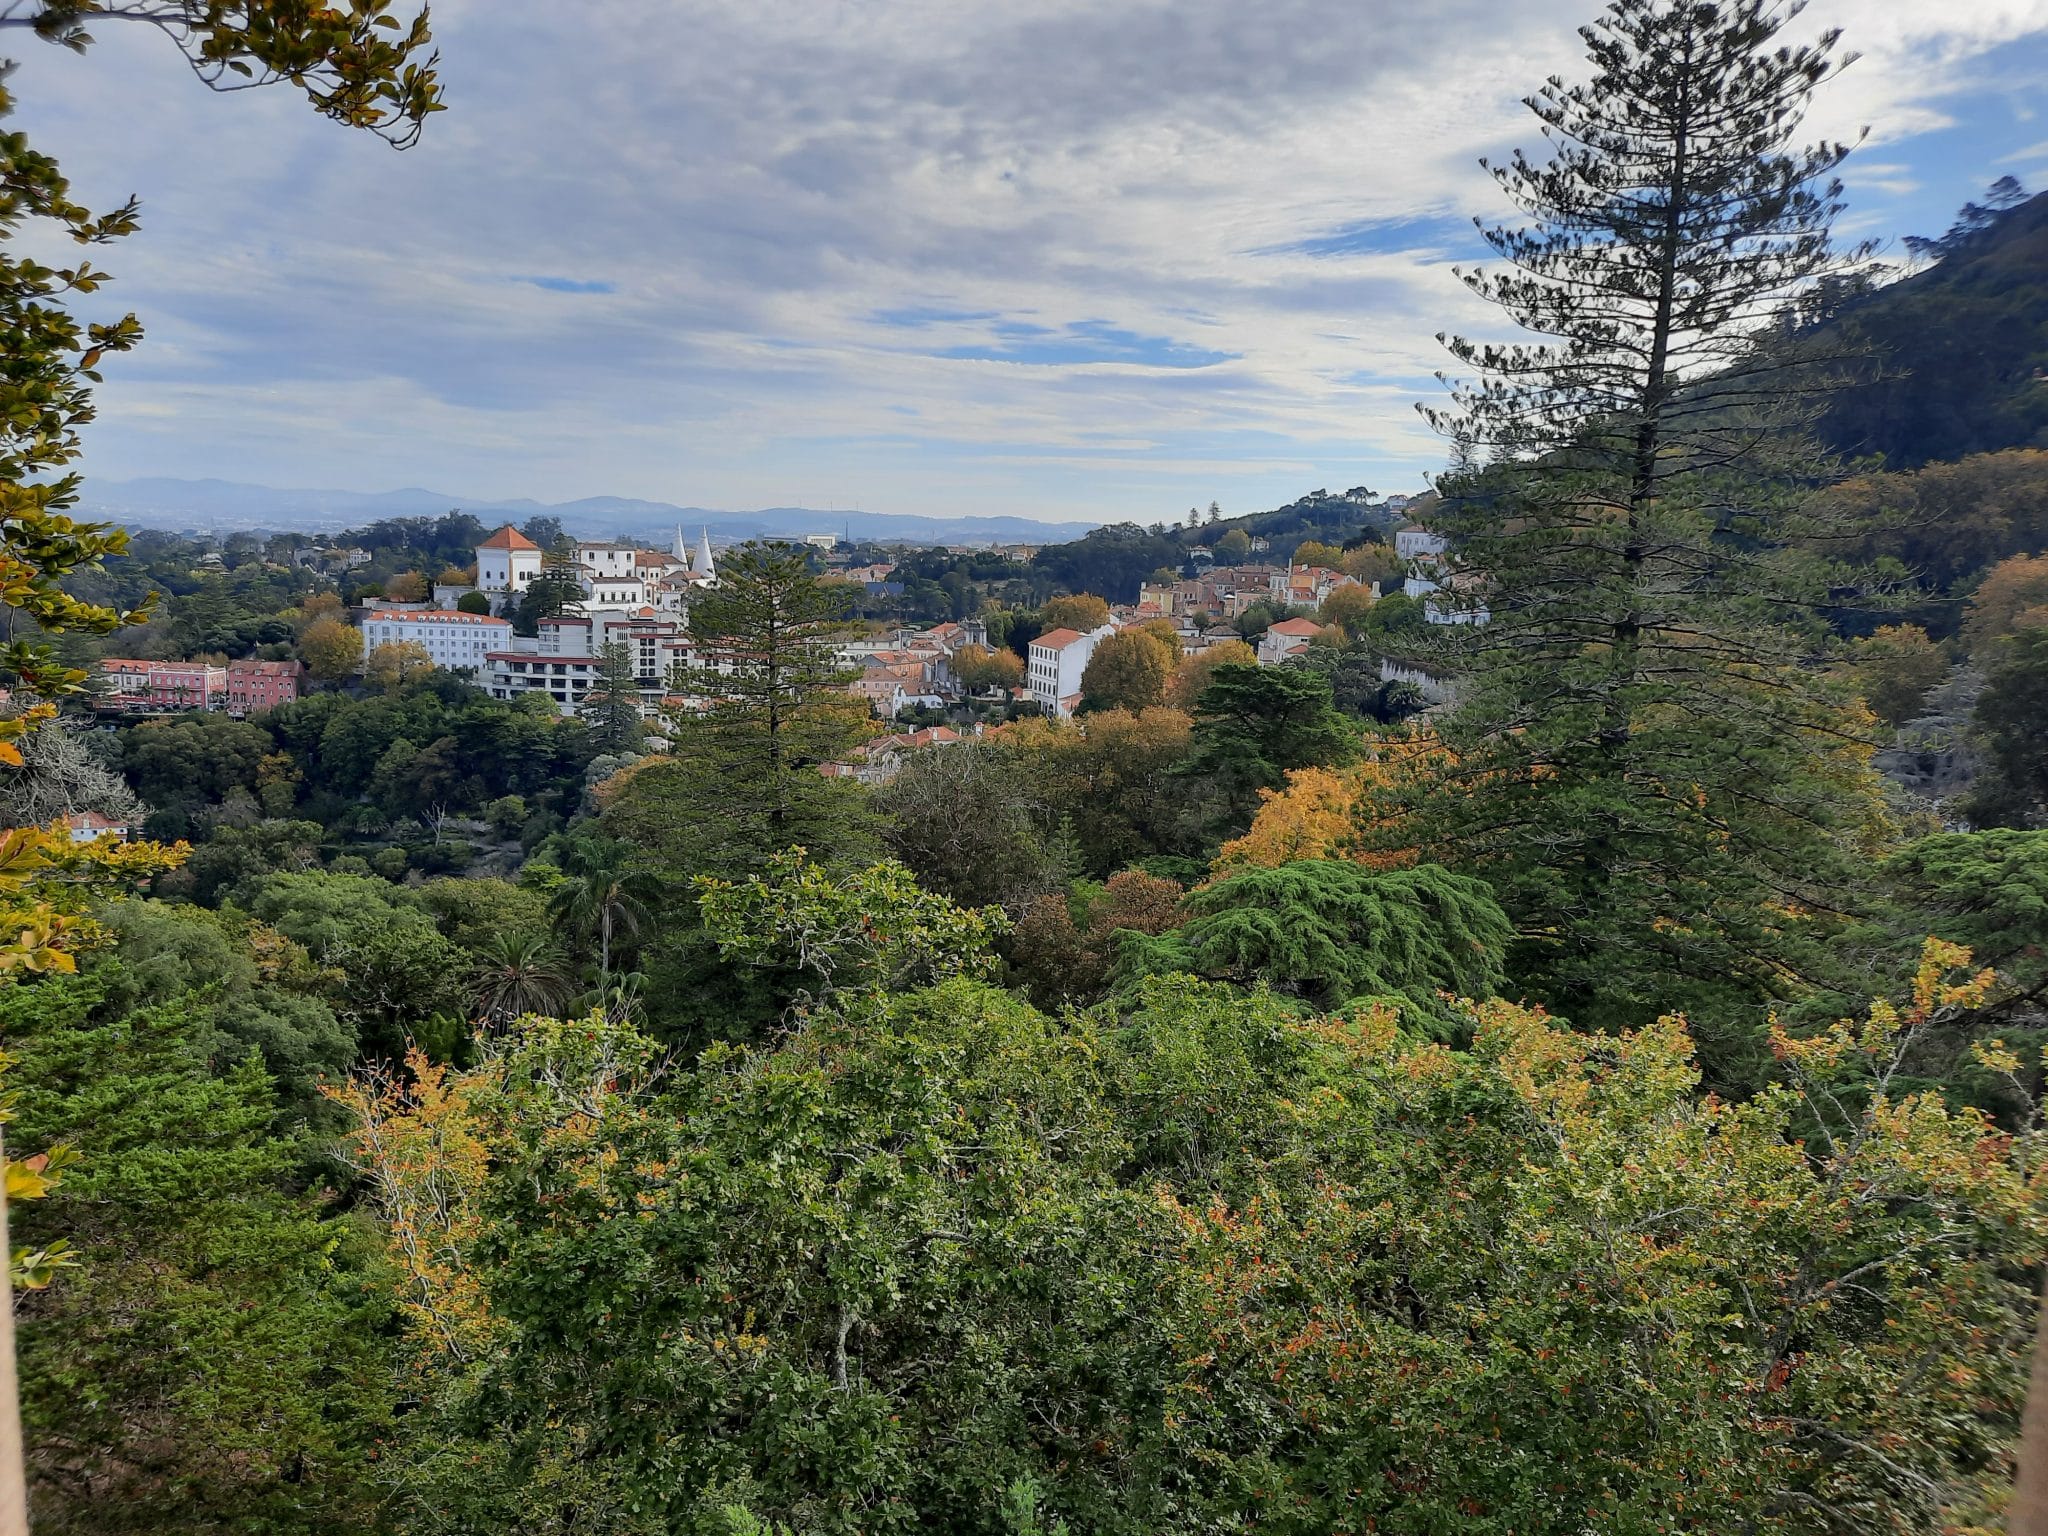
[11,0,2047,520]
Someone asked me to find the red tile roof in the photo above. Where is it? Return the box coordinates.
[361,609,511,625]
[1033,627,1085,650]
[478,525,540,552]
[64,811,130,833]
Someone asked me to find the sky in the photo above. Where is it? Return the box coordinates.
[17,0,2048,524]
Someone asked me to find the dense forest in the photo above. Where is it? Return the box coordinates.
[8,2,2048,1534]
[1813,175,2048,469]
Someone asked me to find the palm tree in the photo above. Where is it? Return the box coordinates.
[469,932,574,1025]
[547,839,660,979]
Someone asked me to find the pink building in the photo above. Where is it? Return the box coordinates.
[226,658,304,716]
[100,659,229,713]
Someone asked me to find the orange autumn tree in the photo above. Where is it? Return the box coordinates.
[324,1045,505,1373]
[1168,639,1256,709]
[1963,552,2048,657]
[1213,733,1455,876]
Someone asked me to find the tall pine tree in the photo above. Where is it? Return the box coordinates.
[604,543,880,881]
[581,638,646,756]
[1393,0,1893,1053]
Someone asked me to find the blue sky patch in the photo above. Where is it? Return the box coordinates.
[870,305,1002,327]
[518,275,616,294]
[1260,212,1477,259]
[937,318,1234,368]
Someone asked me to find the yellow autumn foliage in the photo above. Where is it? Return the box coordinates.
[1212,734,1455,877]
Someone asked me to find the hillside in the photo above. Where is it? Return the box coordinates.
[1814,188,2048,467]
[1029,486,1412,601]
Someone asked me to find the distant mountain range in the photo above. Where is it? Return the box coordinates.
[76,477,1100,546]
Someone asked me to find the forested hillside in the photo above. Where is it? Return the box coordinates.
[8,3,2048,1535]
[1816,182,2048,466]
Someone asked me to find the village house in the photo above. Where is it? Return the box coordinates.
[472,525,717,616]
[1257,616,1326,666]
[1269,563,1364,609]
[822,725,965,786]
[226,658,304,717]
[475,524,545,596]
[1133,582,1180,619]
[1180,565,1284,620]
[481,608,699,717]
[62,810,133,843]
[1027,622,1114,718]
[1389,521,1486,625]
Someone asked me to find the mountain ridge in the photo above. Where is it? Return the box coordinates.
[77,476,1099,545]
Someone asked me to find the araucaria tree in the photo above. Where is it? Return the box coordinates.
[1398,0,1892,1047]
[618,543,878,874]
[581,639,646,756]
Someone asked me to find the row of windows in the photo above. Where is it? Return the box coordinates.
[369,626,502,638]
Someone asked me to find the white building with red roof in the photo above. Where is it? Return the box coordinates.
[1026,622,1114,718]
[481,607,701,718]
[359,608,513,672]
[1257,616,1325,666]
[62,810,133,844]
[476,524,545,595]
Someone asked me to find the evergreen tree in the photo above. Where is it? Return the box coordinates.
[4,976,391,1533]
[602,546,883,1043]
[510,570,582,636]
[1116,859,1510,1028]
[649,542,876,870]
[580,638,646,756]
[1397,0,1891,1042]
[1182,664,1356,837]
[1963,627,2048,828]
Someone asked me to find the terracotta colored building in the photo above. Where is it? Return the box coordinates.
[226,658,304,716]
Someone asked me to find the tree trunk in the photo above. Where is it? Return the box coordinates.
[2012,1266,2048,1536]
[0,1133,31,1536]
